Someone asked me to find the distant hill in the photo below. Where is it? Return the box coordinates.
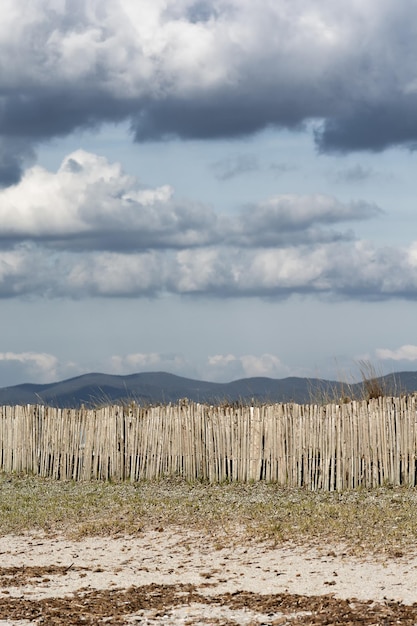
[0,370,416,407]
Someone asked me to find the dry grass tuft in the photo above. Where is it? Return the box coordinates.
[309,359,402,405]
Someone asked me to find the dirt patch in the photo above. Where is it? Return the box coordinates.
[0,566,89,588]
[1,583,417,624]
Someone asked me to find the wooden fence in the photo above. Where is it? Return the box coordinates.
[0,396,416,489]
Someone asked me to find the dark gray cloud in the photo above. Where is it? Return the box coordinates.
[130,91,309,142]
[315,99,417,153]
[0,0,416,184]
[0,139,35,187]
[0,92,131,140]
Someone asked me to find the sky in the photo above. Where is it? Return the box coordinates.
[0,0,416,387]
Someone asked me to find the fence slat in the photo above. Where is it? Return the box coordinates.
[1,398,416,489]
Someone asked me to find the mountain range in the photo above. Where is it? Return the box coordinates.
[0,370,416,408]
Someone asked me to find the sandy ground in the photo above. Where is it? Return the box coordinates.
[0,530,417,624]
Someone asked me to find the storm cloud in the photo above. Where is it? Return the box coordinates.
[1,0,417,183]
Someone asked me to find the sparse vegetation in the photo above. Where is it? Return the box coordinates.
[356,359,402,399]
[1,473,417,557]
[309,359,401,405]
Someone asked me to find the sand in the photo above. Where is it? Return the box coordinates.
[1,530,417,624]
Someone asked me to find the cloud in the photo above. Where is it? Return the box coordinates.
[0,351,59,385]
[332,164,375,184]
[0,244,53,297]
[206,353,289,381]
[211,156,294,182]
[0,150,218,251]
[0,0,416,182]
[2,233,417,303]
[315,102,417,153]
[0,351,87,386]
[376,345,417,362]
[0,152,381,253]
[0,150,414,302]
[129,0,417,152]
[109,351,290,382]
[211,154,259,181]
[61,239,417,301]
[168,241,417,299]
[0,139,36,187]
[66,251,166,297]
[231,195,382,246]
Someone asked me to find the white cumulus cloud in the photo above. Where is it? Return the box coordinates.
[0,351,58,384]
[0,150,216,249]
[206,353,288,381]
[376,345,417,362]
